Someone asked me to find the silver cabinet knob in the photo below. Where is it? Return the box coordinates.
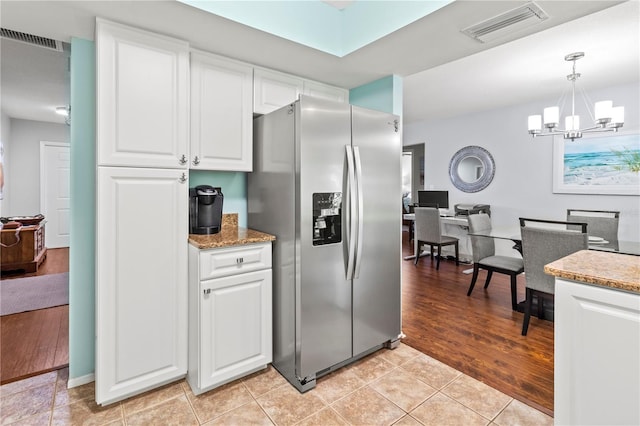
[179,154,187,165]
[179,173,187,183]
[193,156,200,166]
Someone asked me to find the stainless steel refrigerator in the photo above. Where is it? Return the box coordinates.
[248,95,402,392]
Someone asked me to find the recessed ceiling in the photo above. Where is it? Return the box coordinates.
[177,0,453,57]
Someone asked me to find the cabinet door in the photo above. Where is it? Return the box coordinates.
[96,19,189,169]
[190,51,253,171]
[200,269,272,389]
[96,167,189,405]
[253,68,303,114]
[303,80,348,103]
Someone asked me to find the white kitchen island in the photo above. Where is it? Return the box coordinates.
[545,250,640,426]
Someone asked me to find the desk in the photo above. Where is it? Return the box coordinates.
[403,214,471,262]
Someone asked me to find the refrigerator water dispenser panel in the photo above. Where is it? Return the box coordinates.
[312,192,342,246]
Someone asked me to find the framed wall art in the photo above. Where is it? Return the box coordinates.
[553,132,640,195]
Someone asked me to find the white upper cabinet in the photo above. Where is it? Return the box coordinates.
[303,80,349,103]
[253,68,304,115]
[96,18,189,169]
[190,51,253,171]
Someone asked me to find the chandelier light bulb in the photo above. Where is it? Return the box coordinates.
[594,100,613,123]
[543,106,559,128]
[565,115,580,131]
[610,106,625,127]
[528,115,542,132]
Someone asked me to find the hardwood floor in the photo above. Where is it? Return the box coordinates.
[1,247,69,385]
[400,231,554,416]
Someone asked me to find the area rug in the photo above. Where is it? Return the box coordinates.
[0,272,69,316]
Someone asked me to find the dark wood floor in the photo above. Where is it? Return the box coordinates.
[400,231,554,416]
[1,248,70,385]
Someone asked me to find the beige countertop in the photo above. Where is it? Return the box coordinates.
[545,250,640,294]
[188,213,275,249]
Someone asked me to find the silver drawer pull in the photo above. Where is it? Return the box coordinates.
[203,289,211,295]
[236,257,244,264]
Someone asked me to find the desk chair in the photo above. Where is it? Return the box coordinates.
[414,207,459,270]
[566,209,619,242]
[519,218,588,336]
[466,214,524,311]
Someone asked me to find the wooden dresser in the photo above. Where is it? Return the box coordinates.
[1,223,47,272]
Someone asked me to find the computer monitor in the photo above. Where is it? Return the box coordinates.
[417,190,449,209]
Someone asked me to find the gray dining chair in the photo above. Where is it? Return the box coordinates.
[519,218,588,336]
[566,209,619,242]
[414,207,459,270]
[466,214,524,311]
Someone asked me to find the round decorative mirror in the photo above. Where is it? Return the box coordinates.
[449,146,495,192]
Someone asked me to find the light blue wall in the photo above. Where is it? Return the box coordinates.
[349,75,403,116]
[69,38,96,380]
[189,171,247,227]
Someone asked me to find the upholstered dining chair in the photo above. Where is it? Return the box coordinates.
[414,207,459,270]
[519,217,588,336]
[566,209,619,242]
[466,213,524,311]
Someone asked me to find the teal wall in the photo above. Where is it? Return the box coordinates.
[349,75,403,116]
[69,38,96,380]
[189,171,247,227]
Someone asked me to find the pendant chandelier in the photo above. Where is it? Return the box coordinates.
[527,52,624,141]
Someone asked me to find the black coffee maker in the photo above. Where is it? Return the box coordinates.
[189,185,223,234]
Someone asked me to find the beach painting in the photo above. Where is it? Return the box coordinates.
[553,133,640,195]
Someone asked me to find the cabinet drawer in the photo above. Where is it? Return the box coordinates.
[199,242,271,280]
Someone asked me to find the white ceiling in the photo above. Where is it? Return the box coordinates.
[0,0,637,126]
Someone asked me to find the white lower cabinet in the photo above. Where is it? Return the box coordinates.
[555,278,640,426]
[188,242,272,395]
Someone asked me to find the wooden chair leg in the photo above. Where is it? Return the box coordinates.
[522,288,533,336]
[414,241,421,266]
[467,264,480,296]
[436,245,441,270]
[483,270,493,289]
[510,273,518,311]
[429,245,434,259]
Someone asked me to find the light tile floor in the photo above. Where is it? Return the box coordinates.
[0,344,553,425]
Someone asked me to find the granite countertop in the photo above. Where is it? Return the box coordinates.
[545,250,640,294]
[188,213,275,249]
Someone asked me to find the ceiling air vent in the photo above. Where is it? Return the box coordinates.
[461,2,548,44]
[1,28,63,51]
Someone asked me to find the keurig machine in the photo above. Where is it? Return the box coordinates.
[189,185,223,234]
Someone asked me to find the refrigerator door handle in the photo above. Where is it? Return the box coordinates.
[345,145,357,280]
[353,146,364,279]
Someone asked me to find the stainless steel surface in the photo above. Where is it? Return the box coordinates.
[248,95,401,391]
[351,105,402,356]
[298,97,352,379]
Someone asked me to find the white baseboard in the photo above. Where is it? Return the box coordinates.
[67,373,95,389]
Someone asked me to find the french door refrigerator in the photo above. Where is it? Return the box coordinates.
[248,95,402,392]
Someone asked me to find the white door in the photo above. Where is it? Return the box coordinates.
[200,269,272,389]
[95,166,188,405]
[40,142,70,248]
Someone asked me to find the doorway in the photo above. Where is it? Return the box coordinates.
[0,35,70,384]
